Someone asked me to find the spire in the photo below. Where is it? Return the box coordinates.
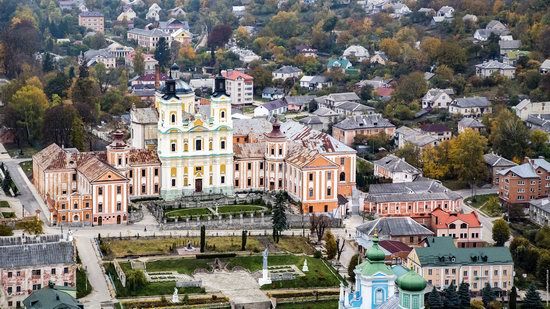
[265,118,285,139]
[212,71,227,98]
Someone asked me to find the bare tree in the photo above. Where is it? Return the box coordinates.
[336,237,346,260]
[310,214,331,242]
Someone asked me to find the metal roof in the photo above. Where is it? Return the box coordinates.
[357,217,434,237]
[0,236,74,268]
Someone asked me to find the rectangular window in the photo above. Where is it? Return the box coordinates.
[221,176,225,184]
[72,174,77,181]
[340,158,345,165]
[154,184,159,193]
[141,185,146,193]
[117,186,121,194]
[171,179,176,187]
[235,164,239,171]
[248,163,252,170]
[129,170,133,178]
[327,187,332,196]
[154,168,159,176]
[259,178,264,186]
[64,267,69,274]
[235,179,239,186]
[428,269,432,275]
[142,169,146,177]
[98,187,103,195]
[32,270,41,276]
[7,272,12,278]
[195,139,202,151]
[247,178,252,186]
[73,203,78,209]
[98,203,103,212]
[117,202,121,211]
[32,284,41,291]
[309,173,313,181]
[259,162,264,169]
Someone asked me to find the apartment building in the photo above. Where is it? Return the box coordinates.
[373,154,421,183]
[78,11,104,33]
[407,237,514,295]
[498,157,550,205]
[484,153,517,186]
[429,208,484,248]
[332,114,396,146]
[222,70,254,106]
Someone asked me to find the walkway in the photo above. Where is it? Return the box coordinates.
[194,270,270,306]
[76,236,113,309]
[456,187,499,244]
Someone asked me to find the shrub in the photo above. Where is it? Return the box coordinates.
[0,224,13,236]
[196,253,237,259]
[313,250,322,259]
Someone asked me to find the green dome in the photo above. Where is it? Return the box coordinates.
[366,235,386,262]
[396,270,427,292]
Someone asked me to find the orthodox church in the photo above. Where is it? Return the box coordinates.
[339,234,427,309]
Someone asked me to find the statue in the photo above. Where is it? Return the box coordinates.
[172,287,179,303]
[258,248,272,286]
[302,259,309,272]
[263,248,268,270]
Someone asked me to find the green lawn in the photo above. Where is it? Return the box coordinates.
[165,208,212,218]
[2,212,15,218]
[76,268,92,298]
[216,205,266,214]
[464,194,498,208]
[441,180,469,190]
[19,161,33,178]
[0,201,10,208]
[277,300,338,309]
[4,144,40,159]
[137,255,341,289]
[106,263,205,297]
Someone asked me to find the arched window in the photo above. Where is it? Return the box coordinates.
[73,215,79,221]
[460,223,467,229]
[184,141,189,152]
[339,172,346,182]
[375,289,384,304]
[449,223,456,229]
[221,110,225,119]
[209,139,213,150]
[171,143,176,152]
[171,113,176,124]
[195,139,202,151]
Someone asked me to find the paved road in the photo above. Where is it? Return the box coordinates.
[456,187,499,244]
[76,237,113,308]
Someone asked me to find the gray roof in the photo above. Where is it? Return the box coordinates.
[373,155,420,174]
[483,153,516,167]
[458,117,485,128]
[499,40,521,50]
[357,217,434,237]
[336,101,374,113]
[284,95,315,106]
[475,60,515,70]
[0,235,75,268]
[327,92,360,102]
[496,159,550,178]
[541,59,550,70]
[261,99,287,111]
[313,107,339,117]
[299,115,323,125]
[273,65,302,74]
[367,180,461,203]
[233,118,272,136]
[262,87,284,95]
[80,11,103,17]
[131,107,158,124]
[452,97,490,108]
[128,28,169,37]
[530,198,550,213]
[333,115,394,130]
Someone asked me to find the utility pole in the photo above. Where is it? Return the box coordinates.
[547,269,549,308]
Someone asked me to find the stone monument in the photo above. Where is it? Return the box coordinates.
[172,287,179,303]
[258,248,272,286]
[302,259,309,272]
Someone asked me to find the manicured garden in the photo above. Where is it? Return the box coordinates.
[165,208,211,218]
[101,236,314,258]
[164,205,267,218]
[0,201,10,208]
[216,205,265,214]
[277,300,338,309]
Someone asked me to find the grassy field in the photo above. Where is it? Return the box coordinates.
[103,236,314,258]
[4,144,40,159]
[136,255,341,289]
[76,268,92,298]
[216,205,266,214]
[277,300,338,309]
[2,212,15,218]
[165,208,211,218]
[441,180,469,190]
[464,194,498,208]
[19,161,33,178]
[0,201,10,208]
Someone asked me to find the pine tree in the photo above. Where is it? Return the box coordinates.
[200,225,206,253]
[509,286,517,309]
[42,52,54,72]
[154,38,170,69]
[443,282,460,309]
[428,288,444,309]
[458,282,471,308]
[241,230,247,251]
[522,284,544,309]
[271,192,288,243]
[482,283,495,308]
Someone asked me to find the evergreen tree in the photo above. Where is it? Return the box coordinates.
[324,230,337,260]
[241,230,247,251]
[42,52,54,72]
[428,288,444,309]
[70,116,86,150]
[133,50,145,76]
[482,283,495,308]
[522,284,544,309]
[271,192,288,243]
[458,282,471,308]
[443,282,460,309]
[200,225,206,253]
[509,286,517,309]
[154,38,170,69]
[69,66,76,79]
[348,254,359,281]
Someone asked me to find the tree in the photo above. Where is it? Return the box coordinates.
[126,269,147,291]
[200,225,206,253]
[267,11,299,39]
[379,38,401,60]
[70,116,86,151]
[359,85,373,101]
[428,288,444,309]
[324,230,337,260]
[449,129,487,186]
[42,52,54,72]
[530,129,550,157]
[394,72,428,102]
[395,143,421,168]
[436,40,467,72]
[336,237,345,261]
[271,192,288,243]
[6,85,49,144]
[42,104,78,147]
[18,217,43,235]
[208,24,232,63]
[489,109,530,160]
[420,37,441,61]
[536,26,550,58]
[241,230,247,251]
[481,283,495,308]
[154,38,170,69]
[45,72,71,99]
[249,65,272,96]
[133,50,145,76]
[492,219,510,246]
[2,19,40,78]
[310,214,331,242]
[522,284,544,309]
[348,254,359,281]
[443,283,460,309]
[509,286,517,309]
[70,67,101,124]
[458,282,470,308]
[536,251,550,284]
[421,144,450,180]
[0,224,13,236]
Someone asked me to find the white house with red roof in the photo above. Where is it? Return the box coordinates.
[222,70,254,106]
[429,207,484,248]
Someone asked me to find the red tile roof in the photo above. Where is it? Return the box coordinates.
[375,87,394,97]
[431,207,481,229]
[222,70,253,81]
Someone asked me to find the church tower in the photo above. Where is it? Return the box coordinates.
[106,130,130,170]
[264,119,287,191]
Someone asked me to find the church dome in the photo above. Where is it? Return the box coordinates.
[365,235,385,262]
[396,270,427,292]
[171,62,180,71]
[160,79,193,94]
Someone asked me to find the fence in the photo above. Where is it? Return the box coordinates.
[113,259,127,287]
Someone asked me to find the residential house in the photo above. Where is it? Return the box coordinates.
[313,107,339,130]
[156,18,190,34]
[222,70,254,106]
[343,45,370,62]
[395,126,439,150]
[474,20,510,41]
[499,39,521,56]
[127,28,170,49]
[272,66,302,81]
[296,44,318,58]
[284,96,315,112]
[498,157,550,205]
[373,154,422,183]
[323,92,360,109]
[106,42,134,58]
[392,3,412,17]
[370,51,389,65]
[449,97,491,117]
[169,6,186,17]
[83,49,116,69]
[484,153,517,186]
[333,101,375,117]
[298,115,324,131]
[420,123,452,142]
[475,60,516,79]
[229,46,261,63]
[433,6,454,23]
[327,57,352,72]
[117,6,136,22]
[146,3,161,21]
[261,87,285,101]
[78,11,104,33]
[407,237,513,293]
[299,75,332,90]
[429,208,484,248]
[422,88,454,109]
[332,114,395,146]
[540,59,550,74]
[529,198,550,226]
[232,6,246,17]
[23,281,83,309]
[526,115,550,135]
[356,217,434,247]
[364,180,462,218]
[356,76,391,89]
[514,99,550,120]
[458,117,485,133]
[253,99,288,118]
[170,28,192,46]
[0,235,76,309]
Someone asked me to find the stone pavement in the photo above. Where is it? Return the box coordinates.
[194,270,271,305]
[76,236,114,309]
